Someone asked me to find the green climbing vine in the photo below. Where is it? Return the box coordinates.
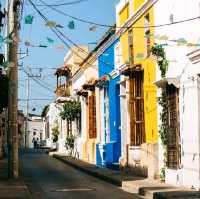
[151,45,169,181]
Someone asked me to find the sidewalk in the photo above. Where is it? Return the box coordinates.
[54,154,200,199]
[0,158,31,199]
[53,154,143,186]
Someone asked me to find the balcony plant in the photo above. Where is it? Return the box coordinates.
[60,101,81,121]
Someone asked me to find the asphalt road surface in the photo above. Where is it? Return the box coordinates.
[21,150,141,199]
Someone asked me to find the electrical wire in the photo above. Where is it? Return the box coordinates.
[38,0,200,29]
[20,65,55,92]
[19,98,55,101]
[19,80,55,96]
[33,0,88,7]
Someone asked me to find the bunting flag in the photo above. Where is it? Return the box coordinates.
[39,44,48,48]
[2,61,10,69]
[187,43,197,47]
[177,38,187,45]
[46,37,54,44]
[159,35,169,41]
[88,42,97,46]
[45,21,57,28]
[0,36,4,43]
[56,24,64,28]
[68,21,75,29]
[56,45,65,50]
[89,25,97,32]
[25,40,31,46]
[25,15,34,24]
[160,43,168,47]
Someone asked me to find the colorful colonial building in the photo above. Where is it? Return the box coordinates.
[95,28,122,167]
[74,52,98,164]
[116,0,159,178]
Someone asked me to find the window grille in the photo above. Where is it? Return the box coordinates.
[67,119,72,136]
[88,92,97,139]
[130,71,145,146]
[166,84,181,169]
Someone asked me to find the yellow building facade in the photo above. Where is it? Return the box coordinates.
[117,0,158,178]
[78,54,99,164]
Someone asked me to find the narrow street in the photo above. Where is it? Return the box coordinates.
[21,150,140,199]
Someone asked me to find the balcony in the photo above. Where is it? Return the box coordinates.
[55,84,70,97]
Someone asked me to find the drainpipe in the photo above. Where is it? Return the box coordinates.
[126,144,129,167]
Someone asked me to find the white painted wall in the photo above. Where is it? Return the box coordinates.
[27,117,44,148]
[72,70,85,92]
[119,80,128,161]
[46,103,65,151]
[155,0,200,189]
[72,70,86,159]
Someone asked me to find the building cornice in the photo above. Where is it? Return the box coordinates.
[109,69,119,79]
[187,48,200,64]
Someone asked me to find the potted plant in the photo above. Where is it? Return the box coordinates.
[129,145,142,164]
[65,134,75,156]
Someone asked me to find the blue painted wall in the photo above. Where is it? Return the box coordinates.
[96,38,121,166]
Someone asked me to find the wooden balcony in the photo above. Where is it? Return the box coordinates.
[55,84,70,97]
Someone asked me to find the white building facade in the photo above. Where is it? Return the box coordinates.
[154,0,200,189]
[45,100,69,153]
[71,69,86,160]
[27,116,44,148]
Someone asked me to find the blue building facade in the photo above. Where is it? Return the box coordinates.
[96,37,121,167]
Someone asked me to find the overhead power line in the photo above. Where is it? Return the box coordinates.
[20,66,55,92]
[32,0,88,7]
[19,98,55,101]
[38,0,200,29]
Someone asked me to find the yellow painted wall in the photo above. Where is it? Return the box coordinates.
[120,31,129,63]
[119,6,158,143]
[133,0,145,12]
[119,3,129,26]
[81,62,98,164]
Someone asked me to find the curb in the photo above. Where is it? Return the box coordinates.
[53,155,121,186]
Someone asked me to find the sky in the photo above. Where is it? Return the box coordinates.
[3,0,119,115]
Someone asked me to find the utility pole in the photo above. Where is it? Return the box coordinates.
[24,67,41,148]
[7,0,20,179]
[24,66,30,148]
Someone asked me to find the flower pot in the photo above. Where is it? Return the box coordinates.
[66,149,72,156]
[130,146,141,164]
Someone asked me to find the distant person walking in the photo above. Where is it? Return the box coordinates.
[32,136,38,148]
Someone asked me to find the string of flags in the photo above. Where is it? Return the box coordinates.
[24,14,98,32]
[23,14,200,47]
